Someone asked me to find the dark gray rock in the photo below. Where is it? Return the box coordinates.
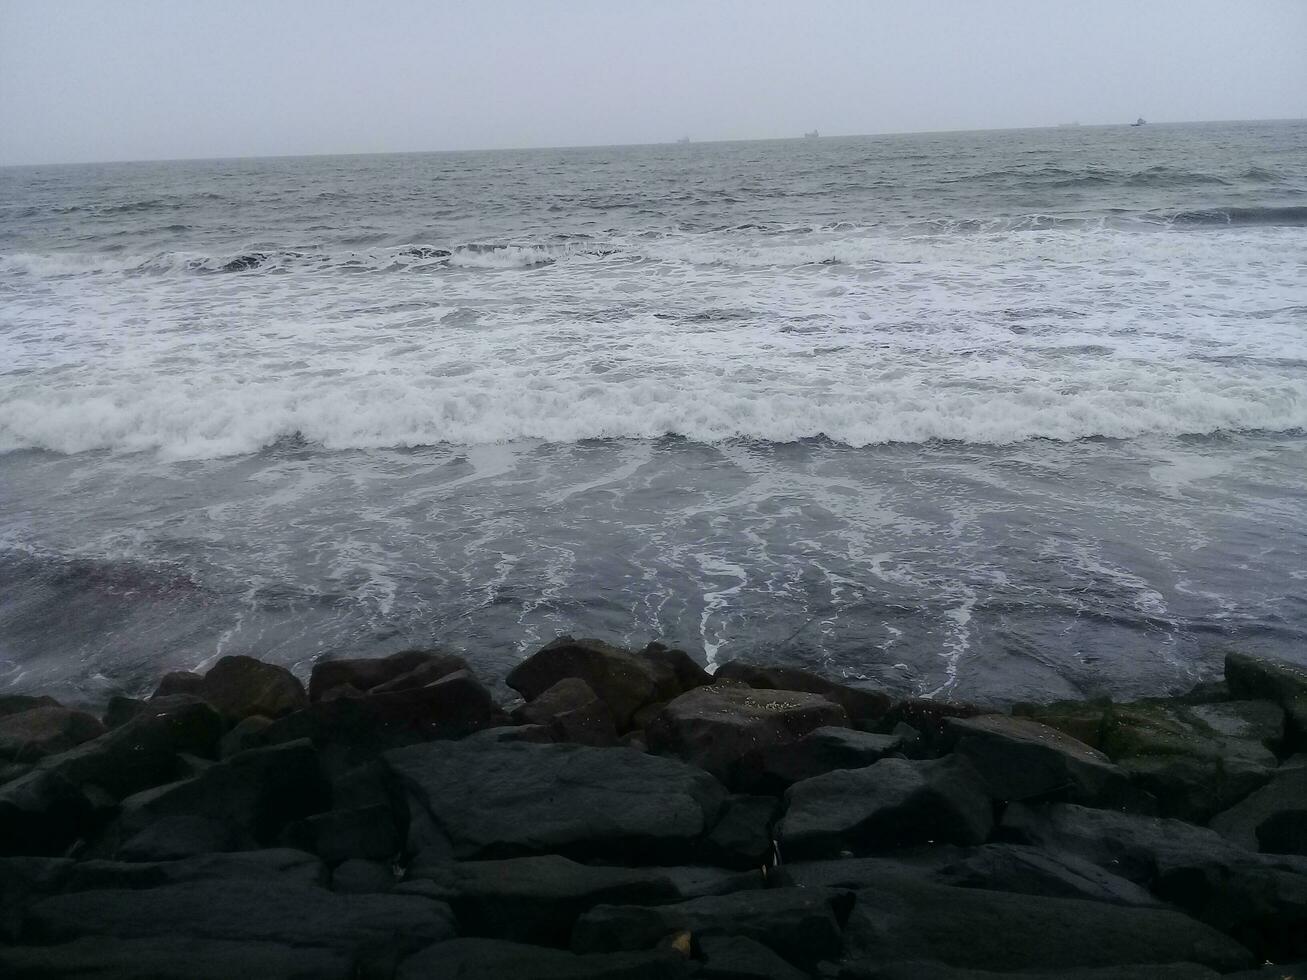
[0,936,353,980]
[637,643,713,694]
[102,695,146,730]
[507,636,669,730]
[1211,766,1307,853]
[1226,652,1307,706]
[369,653,471,695]
[282,804,399,863]
[198,655,307,720]
[264,668,499,751]
[946,713,1133,806]
[880,697,983,744]
[697,934,808,980]
[410,854,684,946]
[397,938,690,980]
[645,685,849,784]
[844,963,1222,980]
[0,706,107,763]
[0,769,96,857]
[572,887,848,970]
[778,755,992,859]
[23,878,455,957]
[513,677,620,746]
[841,865,1254,973]
[700,795,777,869]
[152,671,206,698]
[331,857,395,893]
[1189,700,1285,749]
[385,739,726,862]
[117,814,236,861]
[1001,801,1307,961]
[38,695,224,799]
[309,649,453,701]
[0,694,61,717]
[933,842,1163,906]
[737,726,901,794]
[219,715,272,758]
[114,738,329,852]
[64,848,326,890]
[713,661,891,724]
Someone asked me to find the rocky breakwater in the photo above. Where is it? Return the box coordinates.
[1,638,1307,978]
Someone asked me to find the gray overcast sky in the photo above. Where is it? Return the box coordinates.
[2,0,1305,165]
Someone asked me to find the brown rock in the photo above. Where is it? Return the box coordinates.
[309,649,465,701]
[152,671,206,699]
[0,707,107,763]
[199,656,307,720]
[713,660,891,724]
[512,678,618,746]
[645,685,848,784]
[506,636,666,730]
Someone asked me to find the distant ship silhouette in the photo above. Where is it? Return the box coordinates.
[803,129,819,139]
[1130,117,1146,127]
[675,136,690,144]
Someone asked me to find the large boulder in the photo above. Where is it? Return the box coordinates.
[699,795,777,869]
[736,726,901,794]
[933,843,1162,907]
[945,714,1133,807]
[840,865,1254,974]
[506,637,670,730]
[512,677,619,746]
[410,854,687,946]
[846,965,1222,980]
[263,668,500,752]
[0,694,60,717]
[697,934,808,980]
[0,936,353,980]
[645,685,848,784]
[1096,699,1280,821]
[713,661,890,724]
[21,878,455,961]
[309,649,465,701]
[282,804,400,863]
[0,769,96,857]
[0,706,106,763]
[572,887,848,970]
[384,740,726,862]
[37,695,224,799]
[198,656,307,720]
[1210,767,1307,855]
[397,938,690,980]
[637,643,713,693]
[777,755,992,859]
[1226,652,1307,750]
[113,738,329,854]
[1000,802,1307,961]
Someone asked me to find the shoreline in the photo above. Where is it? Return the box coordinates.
[3,636,1307,977]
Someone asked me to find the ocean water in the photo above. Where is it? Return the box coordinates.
[2,121,1306,706]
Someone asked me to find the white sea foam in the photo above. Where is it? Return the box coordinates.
[2,222,1305,459]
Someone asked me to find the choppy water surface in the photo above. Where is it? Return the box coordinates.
[2,121,1306,704]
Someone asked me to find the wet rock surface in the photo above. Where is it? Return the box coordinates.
[3,638,1307,976]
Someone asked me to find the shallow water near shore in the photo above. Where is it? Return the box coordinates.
[2,121,1306,703]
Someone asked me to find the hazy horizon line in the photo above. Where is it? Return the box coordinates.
[3,115,1302,170]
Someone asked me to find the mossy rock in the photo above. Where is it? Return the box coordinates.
[1011,700,1110,749]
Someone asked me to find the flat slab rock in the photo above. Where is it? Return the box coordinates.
[21,878,455,956]
[777,755,993,858]
[573,886,848,970]
[398,938,690,980]
[841,865,1254,973]
[384,739,726,861]
[409,853,756,946]
[0,936,354,980]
